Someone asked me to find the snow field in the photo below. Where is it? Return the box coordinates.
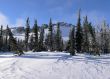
[0,52,110,79]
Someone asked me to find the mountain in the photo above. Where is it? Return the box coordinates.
[8,22,74,41]
[11,26,25,35]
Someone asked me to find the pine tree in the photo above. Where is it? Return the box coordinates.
[0,25,3,51]
[82,16,89,53]
[76,9,83,53]
[4,28,9,51]
[45,34,49,51]
[55,23,63,51]
[100,21,109,53]
[25,17,30,51]
[69,27,75,55]
[33,20,39,52]
[7,26,24,56]
[29,34,34,50]
[39,26,45,51]
[1,25,9,52]
[47,18,53,51]
[89,25,100,55]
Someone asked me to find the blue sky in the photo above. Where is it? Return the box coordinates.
[0,0,109,27]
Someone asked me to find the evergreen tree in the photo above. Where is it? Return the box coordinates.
[45,34,49,51]
[29,34,34,50]
[5,28,9,51]
[69,27,75,55]
[76,9,83,53]
[39,26,45,51]
[89,25,100,55]
[47,18,53,51]
[33,20,39,52]
[100,21,109,53]
[82,16,89,53]
[55,23,63,51]
[25,17,30,51]
[7,26,24,56]
[0,25,3,51]
[1,26,10,52]
[65,40,70,52]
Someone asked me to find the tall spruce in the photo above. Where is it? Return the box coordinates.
[0,25,3,51]
[82,16,89,52]
[7,26,24,56]
[25,17,30,51]
[92,28,100,55]
[33,20,39,52]
[100,21,109,53]
[88,25,100,55]
[69,27,75,55]
[48,18,53,51]
[39,26,45,51]
[5,28,9,51]
[55,23,62,51]
[76,9,83,53]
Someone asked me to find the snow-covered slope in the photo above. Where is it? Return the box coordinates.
[0,52,110,79]
[12,22,73,41]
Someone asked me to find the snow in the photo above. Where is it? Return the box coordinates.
[0,52,110,79]
[14,34,25,40]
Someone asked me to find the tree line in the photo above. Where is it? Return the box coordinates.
[0,10,110,56]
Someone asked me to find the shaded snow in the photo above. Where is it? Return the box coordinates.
[0,52,110,79]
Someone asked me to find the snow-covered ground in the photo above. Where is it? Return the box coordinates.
[0,52,110,79]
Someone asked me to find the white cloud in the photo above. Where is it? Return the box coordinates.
[14,18,25,27]
[0,12,25,29]
[82,11,105,25]
[0,10,107,29]
[71,10,106,25]
[0,12,10,27]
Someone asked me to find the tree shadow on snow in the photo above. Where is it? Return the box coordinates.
[20,53,72,60]
[0,53,110,65]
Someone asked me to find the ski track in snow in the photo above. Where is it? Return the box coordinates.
[0,52,110,79]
